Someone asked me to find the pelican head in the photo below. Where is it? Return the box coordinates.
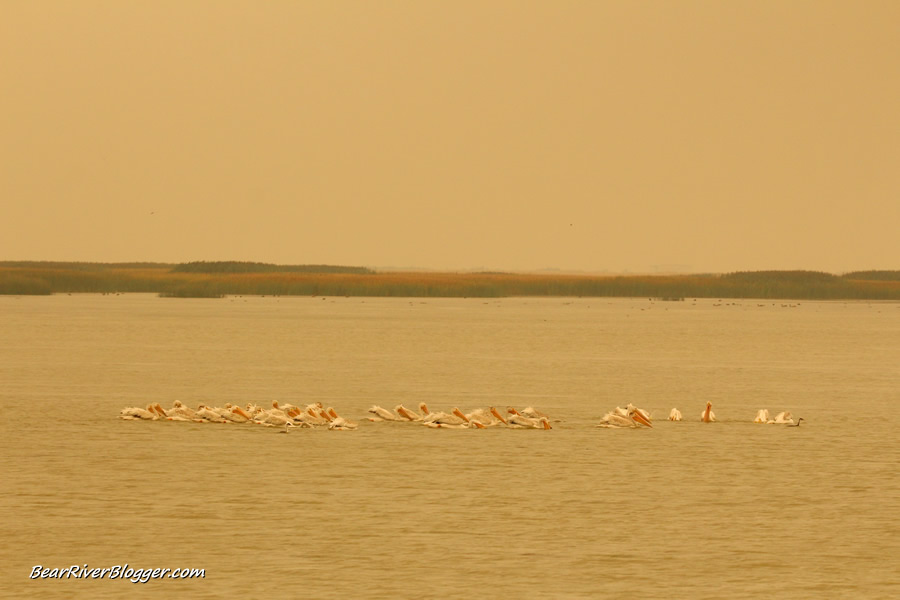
[489,407,508,425]
[452,407,469,423]
[630,408,652,428]
[395,405,415,420]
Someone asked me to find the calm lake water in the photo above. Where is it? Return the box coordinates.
[2,294,898,599]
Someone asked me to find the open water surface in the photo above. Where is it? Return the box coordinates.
[1,294,898,599]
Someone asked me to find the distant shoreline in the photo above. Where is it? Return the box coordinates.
[1,261,898,300]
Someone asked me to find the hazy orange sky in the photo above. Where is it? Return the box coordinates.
[2,1,898,273]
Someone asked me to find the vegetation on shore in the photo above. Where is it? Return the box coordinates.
[1,262,899,300]
[170,261,374,274]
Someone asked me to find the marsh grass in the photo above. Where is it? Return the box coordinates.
[0,274,53,295]
[1,263,899,300]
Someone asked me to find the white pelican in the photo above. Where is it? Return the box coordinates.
[222,406,253,423]
[328,416,358,430]
[597,407,653,428]
[449,407,501,428]
[668,408,683,421]
[150,402,192,422]
[165,400,198,420]
[460,408,500,426]
[395,404,423,421]
[255,411,291,427]
[265,400,291,420]
[518,406,551,420]
[772,411,794,425]
[196,405,228,423]
[608,404,652,423]
[606,404,651,422]
[754,409,770,423]
[119,404,158,420]
[367,405,404,421]
[700,402,716,423]
[507,413,552,429]
[211,403,236,421]
[256,403,309,426]
[423,409,467,426]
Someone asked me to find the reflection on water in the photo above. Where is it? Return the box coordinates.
[2,295,898,599]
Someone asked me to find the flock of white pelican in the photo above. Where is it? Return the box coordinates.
[119,400,360,430]
[366,403,553,429]
[599,401,802,428]
[118,400,554,431]
[752,409,802,425]
[120,400,802,431]
[666,401,717,422]
[597,404,653,428]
